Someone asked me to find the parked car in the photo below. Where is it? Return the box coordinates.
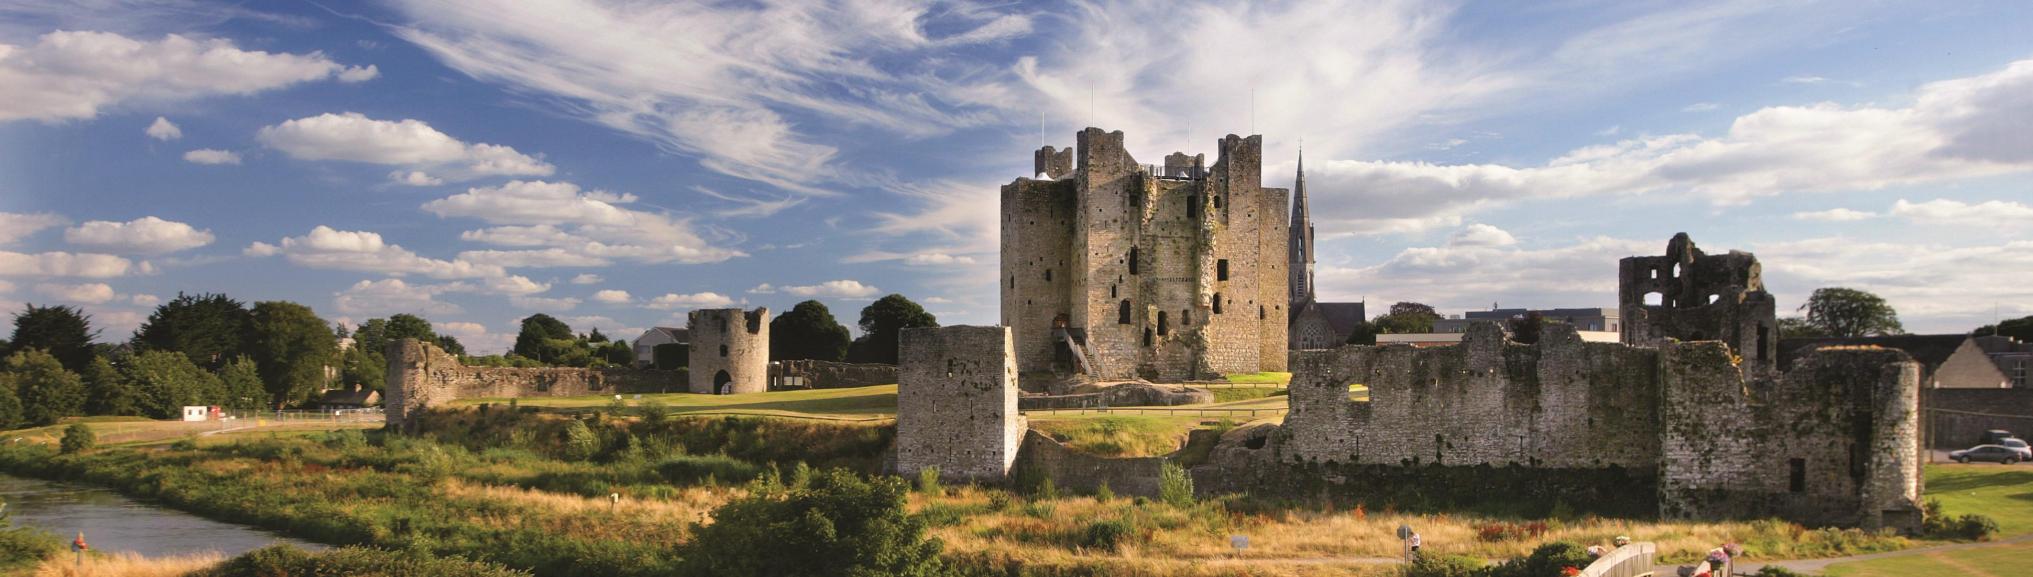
[1981,429,2015,445]
[2001,438,2033,462]
[1950,445,2023,464]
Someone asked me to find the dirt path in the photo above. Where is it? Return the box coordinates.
[1731,533,2033,575]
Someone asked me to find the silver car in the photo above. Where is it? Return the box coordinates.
[1950,444,2023,464]
[2000,438,2033,462]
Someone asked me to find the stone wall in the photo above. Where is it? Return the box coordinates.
[384,339,684,432]
[768,359,897,390]
[1013,430,1167,496]
[895,326,1025,483]
[1923,388,2033,448]
[1620,233,1778,373]
[688,307,770,394]
[1001,127,1289,385]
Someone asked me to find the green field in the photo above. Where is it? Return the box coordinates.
[451,385,901,419]
[1824,540,2032,577]
[1924,464,2033,536]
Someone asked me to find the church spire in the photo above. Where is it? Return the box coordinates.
[1289,146,1315,307]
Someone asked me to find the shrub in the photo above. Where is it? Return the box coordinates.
[1403,554,1488,577]
[1474,521,1548,542]
[58,423,95,454]
[917,466,943,496]
[1158,462,1194,508]
[1094,481,1115,502]
[637,399,668,424]
[675,468,946,577]
[170,437,199,451]
[1081,518,1136,552]
[194,545,529,577]
[1754,567,1808,577]
[1486,541,1593,577]
[1921,499,1999,541]
[559,419,599,461]
[987,492,1013,512]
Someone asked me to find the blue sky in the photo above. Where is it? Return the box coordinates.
[1,0,2029,354]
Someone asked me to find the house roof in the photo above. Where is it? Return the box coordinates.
[1778,334,1970,371]
[320,387,378,406]
[1315,302,1368,339]
[641,326,689,343]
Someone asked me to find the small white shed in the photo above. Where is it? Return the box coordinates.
[181,406,211,422]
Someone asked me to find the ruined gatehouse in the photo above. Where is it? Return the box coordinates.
[1002,128,1290,385]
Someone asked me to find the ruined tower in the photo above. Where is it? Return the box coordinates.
[894,325,1024,482]
[1619,233,1778,372]
[1001,128,1290,385]
[687,307,770,394]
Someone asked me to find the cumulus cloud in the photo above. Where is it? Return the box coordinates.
[510,295,580,311]
[1318,231,1654,314]
[246,226,503,279]
[63,216,213,254]
[570,273,602,285]
[130,293,160,307]
[257,112,553,183]
[0,31,375,122]
[1683,102,1719,112]
[33,282,116,304]
[434,320,513,354]
[1792,208,1878,222]
[645,292,735,309]
[333,278,464,316]
[0,212,66,245]
[429,180,744,266]
[778,279,879,298]
[1888,198,2033,227]
[1757,237,2033,331]
[182,149,240,165]
[591,289,631,304]
[145,116,180,140]
[0,251,134,278]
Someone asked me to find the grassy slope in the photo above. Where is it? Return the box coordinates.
[1824,541,2032,577]
[1222,372,1293,385]
[451,385,900,419]
[1924,464,2033,536]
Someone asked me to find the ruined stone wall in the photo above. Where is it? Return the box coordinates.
[1620,233,1778,372]
[384,339,683,431]
[688,307,770,394]
[1035,145,1073,179]
[1003,128,1288,384]
[1284,324,1664,470]
[1659,345,1921,530]
[768,360,897,390]
[895,326,1025,482]
[1013,430,1166,496]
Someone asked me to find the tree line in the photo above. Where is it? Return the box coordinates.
[648,294,939,370]
[1343,287,1927,345]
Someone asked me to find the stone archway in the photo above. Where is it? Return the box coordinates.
[714,370,732,394]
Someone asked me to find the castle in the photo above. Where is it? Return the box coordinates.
[1001,128,1290,385]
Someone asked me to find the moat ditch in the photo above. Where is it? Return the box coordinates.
[0,473,324,558]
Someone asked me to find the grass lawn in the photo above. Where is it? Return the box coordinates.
[1223,372,1292,385]
[1823,541,2033,577]
[451,385,900,419]
[1209,386,1287,403]
[1,416,380,447]
[1925,463,2033,536]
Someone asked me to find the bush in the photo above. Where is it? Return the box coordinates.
[559,419,599,461]
[1922,498,2000,541]
[675,469,946,577]
[169,437,199,451]
[1081,518,1136,552]
[1488,541,1593,577]
[1094,481,1115,502]
[1755,567,1808,577]
[1158,462,1193,508]
[917,466,943,496]
[58,423,95,454]
[194,544,530,577]
[1403,554,1488,577]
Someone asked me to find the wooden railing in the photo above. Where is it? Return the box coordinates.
[1579,542,1655,577]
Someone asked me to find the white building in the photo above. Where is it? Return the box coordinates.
[633,327,690,368]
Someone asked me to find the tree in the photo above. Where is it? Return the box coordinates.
[126,350,227,418]
[513,314,575,363]
[1799,287,1903,338]
[654,343,689,370]
[351,318,389,358]
[383,314,437,343]
[7,304,98,374]
[587,327,608,343]
[59,423,94,454]
[1975,316,2033,342]
[846,295,938,365]
[434,334,466,356]
[131,292,250,371]
[1508,312,1547,345]
[1777,317,1826,339]
[1344,320,1378,345]
[218,357,269,412]
[245,301,338,408]
[82,355,139,416]
[770,300,852,362]
[7,350,87,426]
[339,345,385,391]
[603,340,633,366]
[675,469,946,577]
[0,375,19,429]
[1370,301,1439,334]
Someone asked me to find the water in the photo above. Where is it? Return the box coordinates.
[0,473,325,558]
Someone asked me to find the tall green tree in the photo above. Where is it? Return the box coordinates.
[434,334,466,356]
[218,357,269,412]
[1799,287,1904,338]
[0,374,21,429]
[770,300,852,362]
[513,314,575,363]
[125,349,227,418]
[81,355,139,416]
[1777,317,1826,339]
[245,301,338,408]
[383,314,437,343]
[130,292,250,370]
[7,350,87,426]
[603,340,633,366]
[1975,316,2033,342]
[846,295,938,365]
[7,304,98,374]
[352,318,389,358]
[1370,301,1440,334]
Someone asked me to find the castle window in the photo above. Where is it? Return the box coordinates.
[1044,269,1052,282]
[1670,263,1681,278]
[1110,284,1117,298]
[1187,196,1199,219]
[1788,458,1805,493]
[1259,305,1266,320]
[1181,309,1191,326]
[1143,327,1154,346]
[1157,312,1169,336]
[1708,293,1720,305]
[1217,259,1229,281]
[1213,294,1223,314]
[1213,195,1223,209]
[1643,292,1663,306]
[719,344,729,357]
[1128,247,1140,275]
[1008,275,1015,289]
[1757,324,1770,362]
[1118,300,1132,324]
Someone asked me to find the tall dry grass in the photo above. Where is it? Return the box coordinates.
[33,551,223,577]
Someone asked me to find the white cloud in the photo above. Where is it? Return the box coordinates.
[645,292,735,309]
[0,280,13,294]
[1781,75,1827,84]
[434,320,513,354]
[247,226,503,279]
[591,289,631,304]
[779,279,879,298]
[1757,237,2033,332]
[256,112,553,183]
[1445,224,1517,248]
[0,212,66,245]
[570,273,602,285]
[182,149,240,165]
[338,64,380,83]
[334,278,465,316]
[0,31,374,122]
[1888,198,2033,227]
[1792,208,1879,222]
[510,295,581,311]
[1683,102,1719,112]
[1321,230,1654,314]
[1300,57,2033,236]
[63,216,213,254]
[429,180,744,265]
[693,186,806,218]
[457,248,604,268]
[484,275,551,296]
[0,251,134,278]
[903,252,976,266]
[747,283,776,294]
[33,282,116,304]
[130,293,160,307]
[145,116,180,140]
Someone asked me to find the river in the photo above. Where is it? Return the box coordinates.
[0,474,325,558]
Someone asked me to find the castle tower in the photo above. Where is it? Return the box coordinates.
[687,307,771,394]
[1288,149,1314,307]
[894,325,1024,482]
[1619,233,1777,372]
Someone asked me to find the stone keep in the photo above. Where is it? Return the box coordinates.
[1001,127,1290,385]
[1621,233,1778,372]
[895,325,1025,482]
[688,307,770,394]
